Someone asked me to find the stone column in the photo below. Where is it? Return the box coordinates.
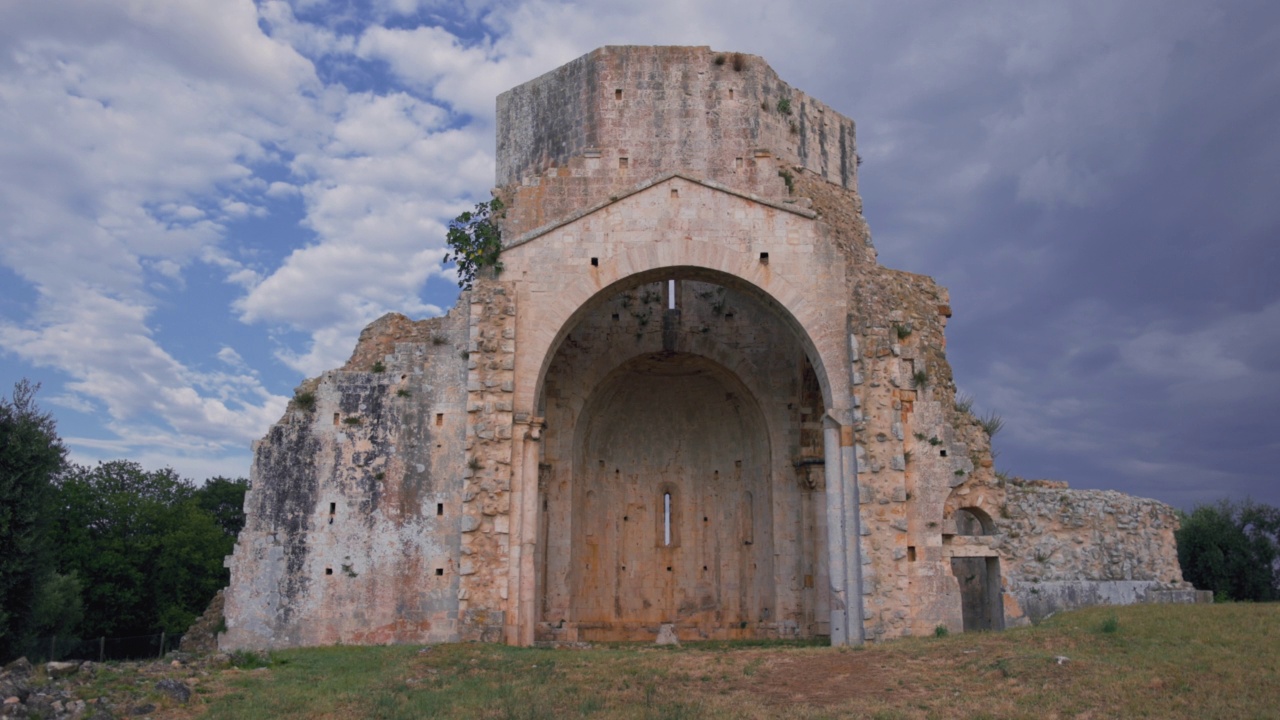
[505,415,544,646]
[841,421,865,644]
[823,416,850,645]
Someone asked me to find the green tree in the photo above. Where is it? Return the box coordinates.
[152,500,235,633]
[444,196,504,290]
[1176,500,1279,602]
[49,461,237,637]
[31,571,83,639]
[194,476,249,537]
[0,380,66,660]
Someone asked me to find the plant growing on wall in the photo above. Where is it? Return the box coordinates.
[444,197,505,290]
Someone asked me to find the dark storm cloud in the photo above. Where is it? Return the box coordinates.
[759,1,1280,508]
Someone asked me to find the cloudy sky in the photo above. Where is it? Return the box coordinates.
[0,0,1275,509]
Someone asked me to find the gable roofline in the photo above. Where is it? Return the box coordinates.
[503,172,818,253]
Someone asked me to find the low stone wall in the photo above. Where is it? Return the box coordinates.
[998,483,1202,623]
[1008,580,1210,624]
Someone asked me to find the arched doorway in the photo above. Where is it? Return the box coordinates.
[534,277,831,642]
[950,507,1004,631]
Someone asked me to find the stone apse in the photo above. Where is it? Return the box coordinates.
[221,46,1201,651]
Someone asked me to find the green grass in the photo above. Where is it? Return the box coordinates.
[169,604,1278,719]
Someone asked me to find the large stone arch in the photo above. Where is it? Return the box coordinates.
[501,176,851,418]
[497,176,864,646]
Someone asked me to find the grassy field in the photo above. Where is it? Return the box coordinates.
[150,604,1277,720]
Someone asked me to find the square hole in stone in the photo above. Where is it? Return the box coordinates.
[435,568,444,576]
[325,567,333,576]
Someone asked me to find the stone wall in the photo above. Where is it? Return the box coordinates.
[220,308,470,649]
[496,46,857,237]
[458,282,519,641]
[996,483,1203,623]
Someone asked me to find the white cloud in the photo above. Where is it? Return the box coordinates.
[0,0,317,467]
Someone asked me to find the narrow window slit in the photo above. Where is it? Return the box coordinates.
[591,257,599,267]
[663,491,672,546]
[615,88,622,100]
[436,503,444,516]
[435,413,443,426]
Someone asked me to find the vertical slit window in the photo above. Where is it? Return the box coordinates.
[663,491,672,546]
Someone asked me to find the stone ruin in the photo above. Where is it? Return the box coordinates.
[220,46,1203,650]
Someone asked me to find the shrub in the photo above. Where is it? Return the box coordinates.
[293,390,316,411]
[777,169,795,194]
[978,411,1004,437]
[1176,500,1279,602]
[444,197,505,290]
[776,98,792,115]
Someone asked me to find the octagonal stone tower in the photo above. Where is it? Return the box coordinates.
[220,46,1199,651]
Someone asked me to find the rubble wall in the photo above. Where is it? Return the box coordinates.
[998,484,1203,623]
[221,308,470,649]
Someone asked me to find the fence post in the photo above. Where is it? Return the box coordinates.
[99,636,105,663]
[159,632,165,659]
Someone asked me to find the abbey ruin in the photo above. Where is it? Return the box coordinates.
[221,46,1202,650]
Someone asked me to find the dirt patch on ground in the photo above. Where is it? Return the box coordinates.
[731,648,964,709]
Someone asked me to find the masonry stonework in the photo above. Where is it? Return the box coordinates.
[221,46,1201,651]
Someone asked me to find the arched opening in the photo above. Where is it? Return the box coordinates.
[535,276,830,642]
[950,507,1003,631]
[954,507,995,536]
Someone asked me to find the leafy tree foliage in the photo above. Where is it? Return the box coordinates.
[31,572,83,639]
[0,380,66,660]
[444,196,505,290]
[195,476,249,537]
[49,461,240,637]
[1176,500,1279,602]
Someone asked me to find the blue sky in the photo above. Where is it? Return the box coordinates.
[1,0,1276,508]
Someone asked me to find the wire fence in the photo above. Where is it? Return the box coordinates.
[20,632,185,664]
